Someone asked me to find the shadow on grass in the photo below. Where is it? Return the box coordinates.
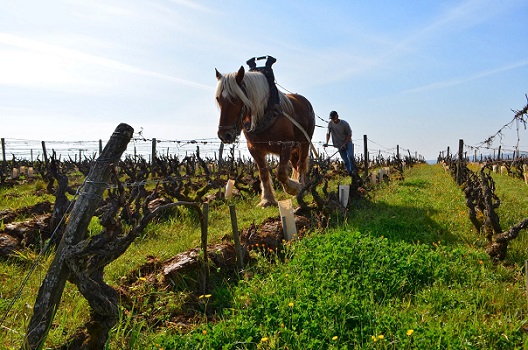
[345,196,460,246]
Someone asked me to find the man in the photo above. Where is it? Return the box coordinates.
[324,110,358,176]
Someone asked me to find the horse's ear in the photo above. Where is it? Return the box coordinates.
[235,66,245,84]
[215,68,222,80]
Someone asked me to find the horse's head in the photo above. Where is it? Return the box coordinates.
[215,66,247,144]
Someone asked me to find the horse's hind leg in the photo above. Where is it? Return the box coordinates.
[290,152,300,181]
[252,152,276,207]
[278,145,302,195]
[297,144,310,185]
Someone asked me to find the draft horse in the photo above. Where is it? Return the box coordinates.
[215,65,315,207]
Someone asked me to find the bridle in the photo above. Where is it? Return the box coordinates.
[218,82,249,137]
[217,103,246,137]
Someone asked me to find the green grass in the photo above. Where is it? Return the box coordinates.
[159,232,525,349]
[1,164,527,349]
[0,179,54,212]
[153,164,527,349]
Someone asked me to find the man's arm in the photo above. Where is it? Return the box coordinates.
[340,133,352,150]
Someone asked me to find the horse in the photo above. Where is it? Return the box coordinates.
[215,65,316,207]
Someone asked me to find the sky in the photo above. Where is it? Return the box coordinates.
[1,0,527,161]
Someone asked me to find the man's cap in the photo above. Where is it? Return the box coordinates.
[329,111,338,119]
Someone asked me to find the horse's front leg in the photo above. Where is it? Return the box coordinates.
[251,151,277,208]
[278,144,302,196]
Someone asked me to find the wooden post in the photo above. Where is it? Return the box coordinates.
[457,139,464,185]
[218,142,224,171]
[229,204,244,272]
[1,138,6,177]
[201,203,210,294]
[363,135,368,180]
[396,145,401,171]
[1,138,5,164]
[525,260,528,305]
[41,141,48,165]
[151,138,157,162]
[99,139,103,155]
[497,145,502,160]
[151,138,157,178]
[24,123,134,350]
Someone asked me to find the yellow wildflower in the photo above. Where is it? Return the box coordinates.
[332,336,338,341]
[261,337,269,342]
[288,302,294,307]
[407,329,414,336]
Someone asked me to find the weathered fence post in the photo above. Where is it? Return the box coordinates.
[201,202,210,294]
[218,142,224,171]
[41,141,48,165]
[24,123,134,350]
[1,138,5,163]
[1,138,6,180]
[456,139,464,185]
[363,135,368,180]
[150,138,157,178]
[229,204,244,272]
[99,139,103,155]
[151,136,157,160]
[525,260,528,305]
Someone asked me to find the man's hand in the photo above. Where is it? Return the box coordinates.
[323,143,328,147]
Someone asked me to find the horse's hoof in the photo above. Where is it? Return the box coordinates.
[257,200,277,208]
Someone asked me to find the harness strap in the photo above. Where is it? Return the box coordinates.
[282,112,319,158]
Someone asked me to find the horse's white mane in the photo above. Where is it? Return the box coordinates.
[215,70,293,132]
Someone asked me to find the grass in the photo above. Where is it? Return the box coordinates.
[0,178,54,212]
[1,164,528,349]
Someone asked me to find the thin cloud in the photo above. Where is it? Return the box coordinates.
[167,0,211,12]
[340,0,522,81]
[403,60,528,94]
[0,32,211,90]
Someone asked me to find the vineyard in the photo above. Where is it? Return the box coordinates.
[1,112,528,348]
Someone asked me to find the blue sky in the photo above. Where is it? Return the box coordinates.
[1,0,527,160]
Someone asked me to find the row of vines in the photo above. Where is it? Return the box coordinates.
[438,98,528,261]
[1,123,425,348]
